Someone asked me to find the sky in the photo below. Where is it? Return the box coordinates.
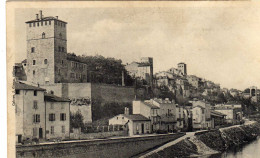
[14,4,260,90]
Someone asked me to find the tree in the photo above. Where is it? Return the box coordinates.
[70,111,85,130]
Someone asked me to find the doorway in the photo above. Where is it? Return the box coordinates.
[141,123,144,134]
[39,128,43,139]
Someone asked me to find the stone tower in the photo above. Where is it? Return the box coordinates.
[26,10,68,85]
[177,62,187,76]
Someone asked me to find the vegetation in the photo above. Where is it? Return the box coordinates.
[70,111,85,130]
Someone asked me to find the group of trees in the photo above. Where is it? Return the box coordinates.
[67,53,134,86]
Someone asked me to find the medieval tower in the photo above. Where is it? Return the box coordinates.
[26,10,68,85]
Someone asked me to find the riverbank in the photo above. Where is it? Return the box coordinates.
[142,121,260,158]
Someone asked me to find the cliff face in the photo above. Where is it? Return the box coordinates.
[145,122,260,158]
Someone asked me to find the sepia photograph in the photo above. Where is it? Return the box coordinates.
[6,1,260,158]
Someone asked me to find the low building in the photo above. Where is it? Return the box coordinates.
[210,110,226,128]
[109,114,151,136]
[214,106,242,125]
[44,93,71,140]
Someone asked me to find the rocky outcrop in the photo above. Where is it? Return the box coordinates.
[145,122,260,158]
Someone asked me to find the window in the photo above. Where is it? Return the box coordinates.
[62,47,64,52]
[33,60,36,65]
[33,114,40,123]
[202,109,205,114]
[62,126,65,133]
[33,101,38,109]
[122,117,124,119]
[33,128,37,136]
[45,21,47,25]
[136,124,139,131]
[146,123,149,130]
[41,21,43,26]
[61,60,64,65]
[15,90,20,94]
[51,126,54,134]
[49,113,55,121]
[34,90,37,96]
[37,22,39,27]
[44,59,48,64]
[31,47,35,53]
[49,21,51,25]
[60,113,66,121]
[29,23,31,27]
[58,69,61,75]
[33,70,35,75]
[58,46,61,52]
[76,73,78,79]
[42,32,45,38]
[117,117,118,120]
[33,22,35,27]
[71,62,74,67]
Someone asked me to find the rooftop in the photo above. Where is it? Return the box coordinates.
[14,82,45,91]
[121,114,150,121]
[143,102,160,109]
[44,93,71,102]
[211,110,226,116]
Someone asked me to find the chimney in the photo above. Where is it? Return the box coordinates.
[36,14,39,20]
[124,107,129,115]
[39,10,43,19]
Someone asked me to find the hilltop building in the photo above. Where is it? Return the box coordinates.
[177,62,187,76]
[125,57,153,86]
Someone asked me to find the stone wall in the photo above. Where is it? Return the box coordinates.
[16,133,185,158]
[70,130,127,140]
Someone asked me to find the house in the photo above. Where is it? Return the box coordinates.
[15,82,46,143]
[149,99,177,132]
[44,93,71,140]
[190,100,212,129]
[109,113,151,136]
[210,110,226,128]
[214,106,242,125]
[132,100,160,132]
[175,105,185,131]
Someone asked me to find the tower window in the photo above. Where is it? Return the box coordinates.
[44,59,48,64]
[33,70,35,75]
[45,21,47,25]
[33,60,36,65]
[37,22,39,27]
[34,90,37,96]
[31,47,35,53]
[42,32,45,38]
[49,21,51,25]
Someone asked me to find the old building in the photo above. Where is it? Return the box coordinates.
[175,105,185,130]
[25,10,88,85]
[214,106,242,125]
[125,57,153,86]
[109,113,151,136]
[132,100,160,132]
[210,110,226,128]
[44,93,70,140]
[15,82,46,143]
[177,62,187,76]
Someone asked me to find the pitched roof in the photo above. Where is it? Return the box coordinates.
[143,102,160,109]
[44,93,70,102]
[211,110,226,116]
[121,114,150,121]
[14,82,45,91]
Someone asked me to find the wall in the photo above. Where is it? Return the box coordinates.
[70,130,127,140]
[16,133,185,158]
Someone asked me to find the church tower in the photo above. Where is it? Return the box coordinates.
[177,62,187,76]
[26,10,68,85]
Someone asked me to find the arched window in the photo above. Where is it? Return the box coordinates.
[44,59,48,64]
[42,32,45,38]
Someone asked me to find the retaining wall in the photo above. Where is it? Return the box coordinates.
[16,133,185,158]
